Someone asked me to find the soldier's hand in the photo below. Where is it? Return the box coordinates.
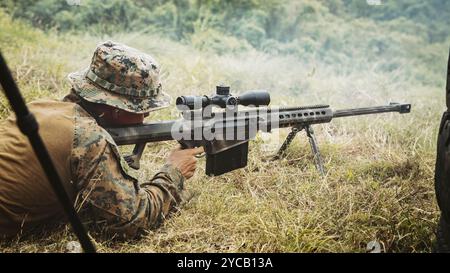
[166,146,204,179]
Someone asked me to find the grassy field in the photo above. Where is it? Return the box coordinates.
[0,9,446,253]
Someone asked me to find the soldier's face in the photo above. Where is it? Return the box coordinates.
[107,107,145,126]
[88,102,145,126]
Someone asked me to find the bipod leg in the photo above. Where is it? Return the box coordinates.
[305,125,326,176]
[273,125,302,160]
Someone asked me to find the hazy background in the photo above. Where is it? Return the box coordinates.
[2,0,449,90]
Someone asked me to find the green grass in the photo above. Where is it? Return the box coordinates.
[0,10,444,252]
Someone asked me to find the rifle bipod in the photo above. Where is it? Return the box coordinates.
[273,125,326,176]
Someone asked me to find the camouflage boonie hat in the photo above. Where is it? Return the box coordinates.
[68,41,171,113]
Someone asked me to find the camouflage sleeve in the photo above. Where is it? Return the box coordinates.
[77,145,185,238]
[72,107,185,238]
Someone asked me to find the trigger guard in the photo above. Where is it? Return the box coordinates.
[178,140,194,149]
[178,140,204,151]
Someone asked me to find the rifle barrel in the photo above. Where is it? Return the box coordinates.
[333,103,411,118]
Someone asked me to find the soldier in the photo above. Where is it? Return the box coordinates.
[0,41,203,239]
[435,49,450,252]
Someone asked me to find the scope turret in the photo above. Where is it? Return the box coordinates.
[176,85,270,110]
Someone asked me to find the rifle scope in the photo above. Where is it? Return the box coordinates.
[176,85,270,110]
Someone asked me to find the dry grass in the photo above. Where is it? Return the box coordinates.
[0,12,444,252]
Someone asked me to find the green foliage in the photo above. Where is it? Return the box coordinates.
[190,28,251,54]
[1,0,448,89]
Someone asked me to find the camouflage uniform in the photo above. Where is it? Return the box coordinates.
[0,41,184,238]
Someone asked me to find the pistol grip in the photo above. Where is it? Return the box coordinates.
[124,143,146,170]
